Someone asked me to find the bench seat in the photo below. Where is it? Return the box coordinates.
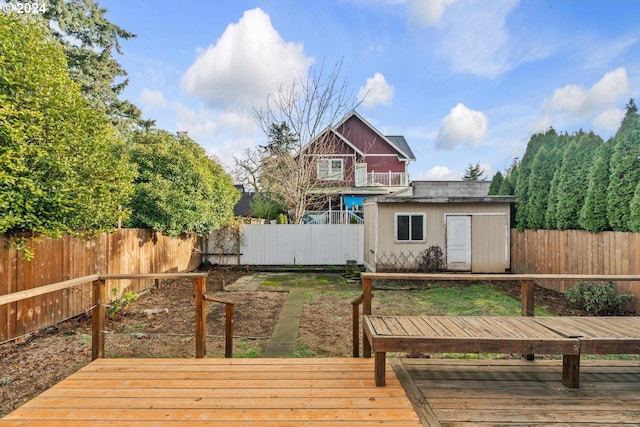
[363,315,584,387]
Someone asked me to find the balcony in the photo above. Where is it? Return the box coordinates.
[359,172,408,187]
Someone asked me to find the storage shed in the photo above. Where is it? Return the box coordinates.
[363,181,516,273]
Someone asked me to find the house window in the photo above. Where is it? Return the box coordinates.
[317,159,343,181]
[395,213,425,241]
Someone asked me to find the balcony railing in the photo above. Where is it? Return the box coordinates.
[360,172,408,187]
[302,211,364,224]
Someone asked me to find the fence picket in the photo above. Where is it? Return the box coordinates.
[511,229,640,312]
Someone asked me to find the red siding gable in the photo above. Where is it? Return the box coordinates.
[336,115,406,173]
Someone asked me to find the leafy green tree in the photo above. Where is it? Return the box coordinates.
[0,14,134,244]
[40,0,149,130]
[126,129,239,236]
[462,162,485,181]
[579,142,612,232]
[606,103,640,231]
[488,172,504,195]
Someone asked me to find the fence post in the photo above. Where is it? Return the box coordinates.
[521,279,535,360]
[351,294,364,358]
[195,277,206,358]
[224,302,234,358]
[91,279,105,360]
[362,276,372,358]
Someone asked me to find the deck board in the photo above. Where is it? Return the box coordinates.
[0,358,421,426]
[401,358,640,427]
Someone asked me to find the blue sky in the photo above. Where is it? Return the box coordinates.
[102,0,640,181]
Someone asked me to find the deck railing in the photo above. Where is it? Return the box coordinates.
[363,172,408,187]
[0,273,233,359]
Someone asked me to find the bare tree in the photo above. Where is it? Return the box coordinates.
[236,59,360,223]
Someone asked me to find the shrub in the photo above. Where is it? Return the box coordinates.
[565,281,633,315]
[419,246,445,272]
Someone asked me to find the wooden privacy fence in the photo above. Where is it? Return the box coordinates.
[0,273,234,358]
[0,229,201,343]
[511,229,640,311]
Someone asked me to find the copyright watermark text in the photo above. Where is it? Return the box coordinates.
[2,2,47,14]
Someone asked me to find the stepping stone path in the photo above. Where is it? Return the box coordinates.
[224,274,305,357]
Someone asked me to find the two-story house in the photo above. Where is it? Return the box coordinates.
[301,111,415,224]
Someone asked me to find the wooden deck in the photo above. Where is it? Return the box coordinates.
[0,358,422,426]
[397,358,640,426]
[2,357,640,426]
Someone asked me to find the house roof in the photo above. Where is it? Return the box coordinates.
[411,181,491,197]
[333,110,416,161]
[233,185,254,217]
[385,135,416,161]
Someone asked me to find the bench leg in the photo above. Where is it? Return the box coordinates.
[363,330,372,358]
[562,354,580,388]
[375,352,386,386]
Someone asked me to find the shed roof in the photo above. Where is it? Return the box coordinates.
[372,195,516,204]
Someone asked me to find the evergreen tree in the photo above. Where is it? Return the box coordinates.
[542,143,567,229]
[488,172,504,195]
[606,103,640,231]
[527,145,556,229]
[462,162,485,181]
[40,0,150,130]
[555,132,602,230]
[499,169,516,195]
[629,181,640,231]
[498,158,519,196]
[515,129,557,230]
[579,142,612,231]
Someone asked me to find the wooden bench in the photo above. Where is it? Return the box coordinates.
[363,315,640,388]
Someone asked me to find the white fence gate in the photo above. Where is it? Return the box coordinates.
[204,224,364,265]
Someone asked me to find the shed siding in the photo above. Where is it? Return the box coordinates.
[471,215,509,272]
[373,202,510,272]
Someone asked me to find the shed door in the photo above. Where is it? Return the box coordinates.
[446,215,471,271]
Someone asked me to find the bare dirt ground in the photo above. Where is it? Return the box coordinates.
[0,269,592,417]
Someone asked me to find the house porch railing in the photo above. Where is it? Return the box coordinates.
[360,172,408,187]
[302,210,364,224]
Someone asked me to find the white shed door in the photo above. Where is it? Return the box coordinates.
[446,215,471,271]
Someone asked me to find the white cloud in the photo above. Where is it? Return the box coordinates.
[139,89,167,111]
[408,0,457,27]
[415,165,461,180]
[358,72,394,108]
[541,67,630,129]
[435,0,551,78]
[181,8,313,108]
[174,103,256,140]
[173,103,259,168]
[593,108,625,132]
[436,103,488,150]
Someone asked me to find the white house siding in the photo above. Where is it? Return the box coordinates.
[205,224,364,266]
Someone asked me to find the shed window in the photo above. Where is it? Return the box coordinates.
[395,213,425,241]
